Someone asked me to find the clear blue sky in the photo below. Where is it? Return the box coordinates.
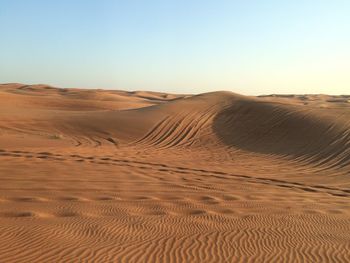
[0,0,349,95]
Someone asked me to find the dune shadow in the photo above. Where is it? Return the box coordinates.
[212,99,350,167]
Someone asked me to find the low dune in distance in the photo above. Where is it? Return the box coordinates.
[0,83,350,262]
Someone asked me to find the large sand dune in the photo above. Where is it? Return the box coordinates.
[0,83,349,262]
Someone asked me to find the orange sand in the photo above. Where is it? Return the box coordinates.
[0,83,349,262]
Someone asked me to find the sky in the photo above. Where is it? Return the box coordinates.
[0,0,349,95]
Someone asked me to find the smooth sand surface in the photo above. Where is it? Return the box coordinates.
[0,83,350,262]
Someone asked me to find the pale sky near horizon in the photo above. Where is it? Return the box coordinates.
[0,0,349,95]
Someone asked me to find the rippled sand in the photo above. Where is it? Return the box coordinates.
[0,83,349,262]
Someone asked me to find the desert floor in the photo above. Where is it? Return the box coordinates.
[0,83,350,262]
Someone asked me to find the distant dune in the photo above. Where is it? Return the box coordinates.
[0,83,349,262]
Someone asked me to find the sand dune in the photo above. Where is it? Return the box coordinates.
[0,83,350,262]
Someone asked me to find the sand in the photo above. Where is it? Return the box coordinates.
[0,83,349,262]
